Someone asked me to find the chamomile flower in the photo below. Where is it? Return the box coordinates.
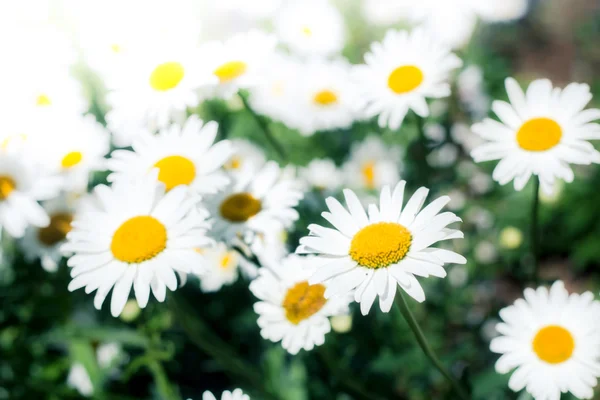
[342,135,402,191]
[202,389,249,400]
[470,78,600,194]
[274,0,345,57]
[354,29,462,130]
[207,161,303,244]
[223,139,266,179]
[296,181,466,315]
[250,255,351,354]
[198,242,240,292]
[107,116,233,196]
[490,281,600,400]
[300,158,342,192]
[63,172,212,317]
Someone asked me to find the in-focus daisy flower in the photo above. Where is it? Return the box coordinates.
[354,29,462,130]
[274,0,345,57]
[223,139,266,179]
[297,181,466,315]
[207,161,303,244]
[198,242,240,292]
[470,78,600,194]
[202,389,249,400]
[107,116,233,196]
[490,281,600,400]
[63,172,212,317]
[250,255,351,354]
[342,135,402,191]
[300,158,343,192]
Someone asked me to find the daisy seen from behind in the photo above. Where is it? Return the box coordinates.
[354,28,462,130]
[490,281,600,400]
[297,181,466,315]
[471,78,600,194]
[202,389,249,400]
[250,254,351,354]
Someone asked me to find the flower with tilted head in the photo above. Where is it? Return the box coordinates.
[198,242,240,293]
[250,255,351,354]
[353,28,462,130]
[202,389,249,400]
[223,139,267,180]
[300,158,343,192]
[490,281,600,400]
[471,78,600,194]
[107,116,233,196]
[296,181,465,315]
[63,172,212,317]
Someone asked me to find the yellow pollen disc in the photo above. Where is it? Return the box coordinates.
[516,118,562,152]
[214,60,247,83]
[301,26,313,36]
[313,90,338,106]
[220,252,235,269]
[350,222,412,269]
[36,94,52,106]
[61,151,83,169]
[38,213,73,246]
[532,325,575,364]
[111,44,121,53]
[224,156,242,170]
[361,161,375,189]
[111,216,167,263]
[149,62,185,91]
[0,175,16,200]
[219,192,262,223]
[153,155,196,191]
[282,281,327,325]
[388,65,424,94]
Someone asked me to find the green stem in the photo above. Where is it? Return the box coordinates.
[394,290,470,400]
[412,114,432,186]
[239,93,287,162]
[530,177,540,283]
[147,359,180,400]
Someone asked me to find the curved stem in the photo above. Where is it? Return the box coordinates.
[394,290,470,400]
[530,177,541,284]
[147,359,180,400]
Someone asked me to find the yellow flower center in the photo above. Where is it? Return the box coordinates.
[350,222,412,269]
[38,213,73,246]
[153,155,196,191]
[149,62,185,91]
[361,161,375,189]
[516,118,562,152]
[214,60,247,83]
[224,156,242,170]
[0,175,16,200]
[220,252,236,269]
[219,192,262,223]
[282,281,327,325]
[301,26,313,37]
[532,325,575,364]
[313,90,338,106]
[36,94,52,106]
[110,216,167,263]
[111,43,121,53]
[61,151,83,169]
[388,65,424,94]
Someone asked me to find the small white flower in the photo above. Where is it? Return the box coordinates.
[67,363,94,397]
[300,158,343,192]
[202,388,249,400]
[223,139,267,180]
[198,242,240,292]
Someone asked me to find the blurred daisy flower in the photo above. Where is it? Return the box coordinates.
[300,158,343,192]
[223,139,267,179]
[202,389,249,400]
[491,281,600,400]
[471,78,600,194]
[67,363,93,397]
[64,172,212,317]
[250,255,351,354]
[198,242,240,293]
[354,29,462,130]
[297,182,465,315]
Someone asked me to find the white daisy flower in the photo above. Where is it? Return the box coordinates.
[300,158,343,192]
[202,388,249,400]
[223,139,267,179]
[250,255,351,354]
[207,161,303,244]
[63,172,212,317]
[490,281,600,400]
[107,116,233,196]
[198,242,240,293]
[342,135,402,191]
[354,28,462,130]
[67,363,94,397]
[274,0,345,57]
[296,181,466,315]
[470,78,600,194]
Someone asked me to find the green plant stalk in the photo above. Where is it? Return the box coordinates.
[394,290,470,400]
[530,177,541,284]
[147,359,180,400]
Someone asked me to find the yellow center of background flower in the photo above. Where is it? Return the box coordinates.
[388,65,424,94]
[153,155,196,191]
[224,156,242,170]
[219,192,262,222]
[111,44,121,53]
[214,61,247,83]
[36,94,52,106]
[350,222,412,268]
[61,151,83,169]
[111,216,167,263]
[149,62,185,91]
[0,175,16,200]
[38,213,73,246]
[220,252,236,269]
[301,26,313,37]
[532,325,574,364]
[313,90,338,106]
[282,281,327,324]
[516,118,562,152]
[361,161,375,189]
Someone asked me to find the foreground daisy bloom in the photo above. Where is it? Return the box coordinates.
[354,29,462,130]
[198,242,240,293]
[297,181,466,315]
[107,116,233,196]
[250,255,351,354]
[63,173,212,317]
[490,281,600,400]
[202,389,249,400]
[471,78,600,194]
